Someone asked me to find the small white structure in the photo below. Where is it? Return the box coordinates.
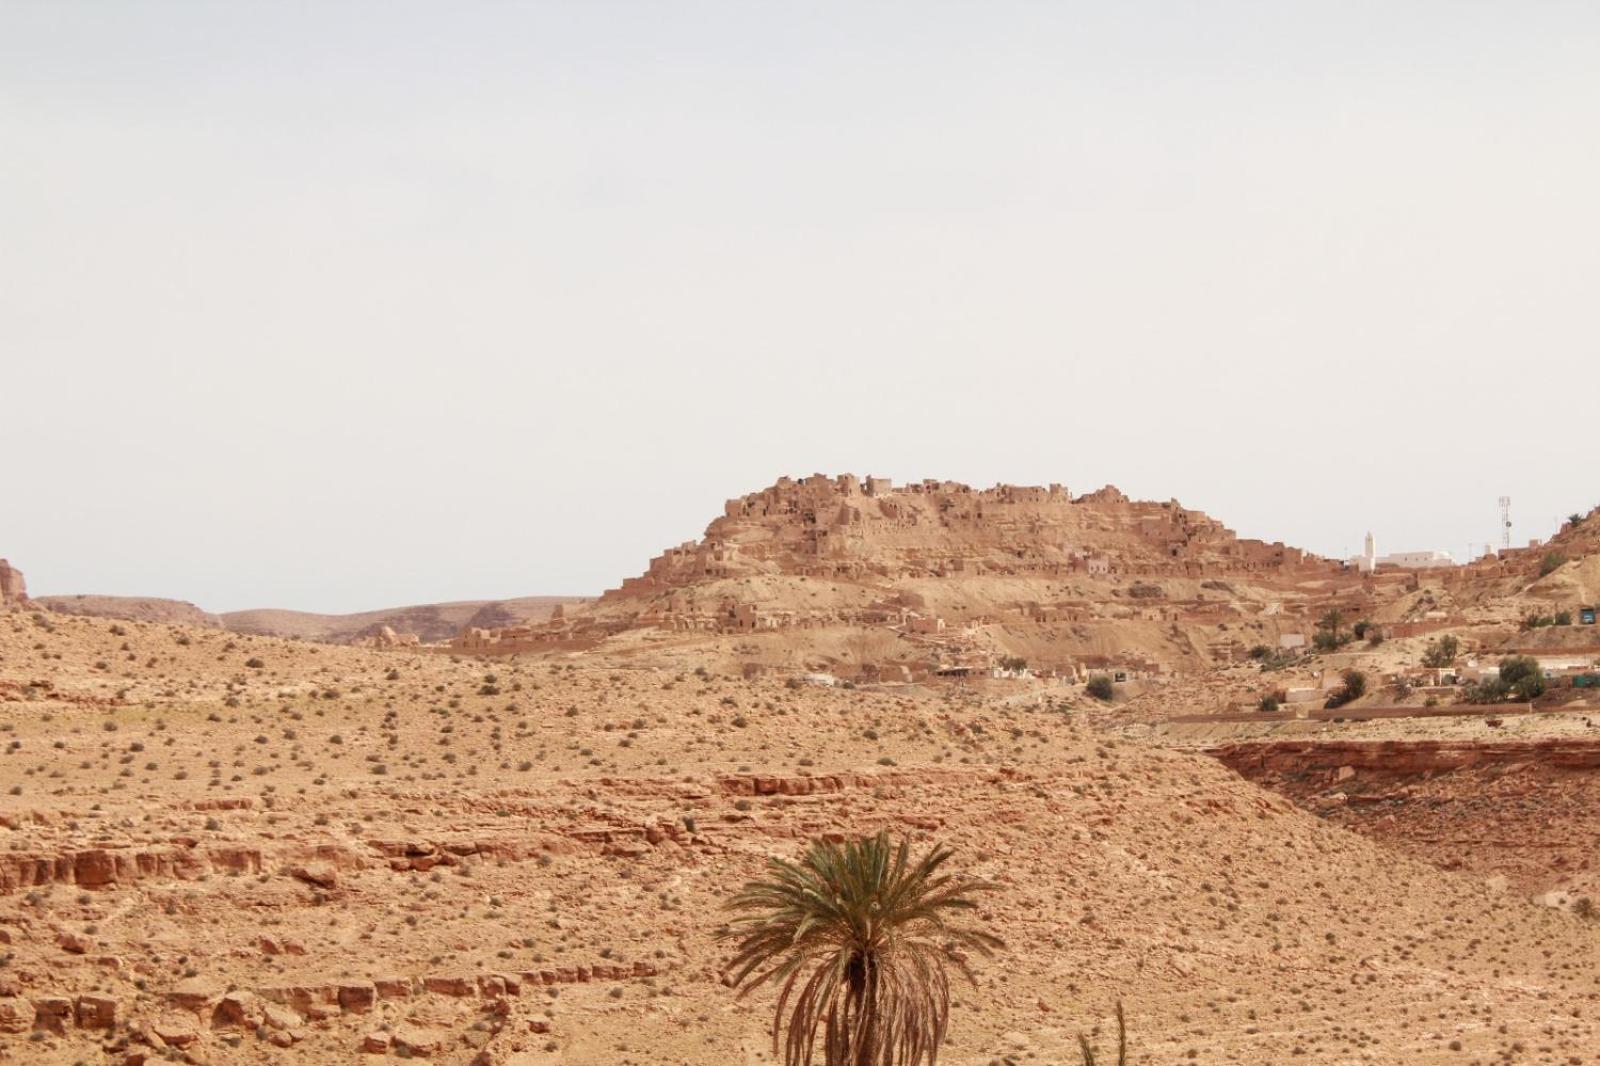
[1350,532,1455,573]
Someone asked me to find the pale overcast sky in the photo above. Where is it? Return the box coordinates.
[2,2,1595,613]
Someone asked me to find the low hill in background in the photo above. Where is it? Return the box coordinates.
[31,593,590,644]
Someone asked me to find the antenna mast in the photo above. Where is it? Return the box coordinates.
[1499,496,1512,552]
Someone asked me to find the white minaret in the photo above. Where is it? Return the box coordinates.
[1362,531,1377,573]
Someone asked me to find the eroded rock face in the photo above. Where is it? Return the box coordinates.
[0,559,25,608]
[1211,738,1600,898]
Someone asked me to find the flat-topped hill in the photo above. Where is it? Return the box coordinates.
[464,475,1372,678]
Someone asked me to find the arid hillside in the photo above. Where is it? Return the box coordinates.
[0,608,1597,1063]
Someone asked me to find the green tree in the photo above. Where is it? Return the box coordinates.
[721,831,1000,1066]
[1421,635,1459,669]
[1313,608,1350,651]
[1499,656,1545,700]
[1086,676,1115,701]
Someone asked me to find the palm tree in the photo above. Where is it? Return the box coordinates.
[721,829,1000,1066]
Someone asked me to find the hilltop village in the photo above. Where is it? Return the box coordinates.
[440,475,1592,694]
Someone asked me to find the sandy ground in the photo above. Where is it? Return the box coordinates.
[1,609,1598,1064]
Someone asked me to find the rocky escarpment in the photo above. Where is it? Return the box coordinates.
[1213,738,1600,898]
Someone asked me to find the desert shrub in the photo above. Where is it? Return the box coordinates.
[1325,669,1366,709]
[1248,644,1270,660]
[1422,635,1459,668]
[1258,694,1280,713]
[1086,676,1115,702]
[1352,619,1372,639]
[1556,610,1573,626]
[1541,551,1568,577]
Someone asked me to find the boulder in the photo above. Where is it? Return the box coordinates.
[337,983,376,1013]
[212,991,265,1029]
[288,862,338,889]
[152,1012,200,1047]
[0,998,29,1033]
[75,994,118,1029]
[392,1023,444,1057]
[33,995,73,1033]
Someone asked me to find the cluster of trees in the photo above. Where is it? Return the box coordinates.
[1312,609,1352,652]
[1312,609,1383,652]
[1522,610,1575,630]
[1463,656,1545,704]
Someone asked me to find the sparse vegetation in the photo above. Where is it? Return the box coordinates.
[1421,635,1460,669]
[1324,669,1366,709]
[1086,676,1115,702]
[1313,608,1352,651]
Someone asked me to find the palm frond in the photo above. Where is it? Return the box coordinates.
[721,830,999,1066]
[1077,1001,1128,1066]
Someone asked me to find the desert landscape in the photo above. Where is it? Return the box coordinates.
[3,482,1600,1063]
[6,5,1597,1063]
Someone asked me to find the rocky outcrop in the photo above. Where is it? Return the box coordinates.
[0,844,262,894]
[0,559,25,608]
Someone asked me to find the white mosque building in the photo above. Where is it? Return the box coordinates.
[1349,532,1455,574]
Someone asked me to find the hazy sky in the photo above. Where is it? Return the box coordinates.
[3,3,1595,613]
